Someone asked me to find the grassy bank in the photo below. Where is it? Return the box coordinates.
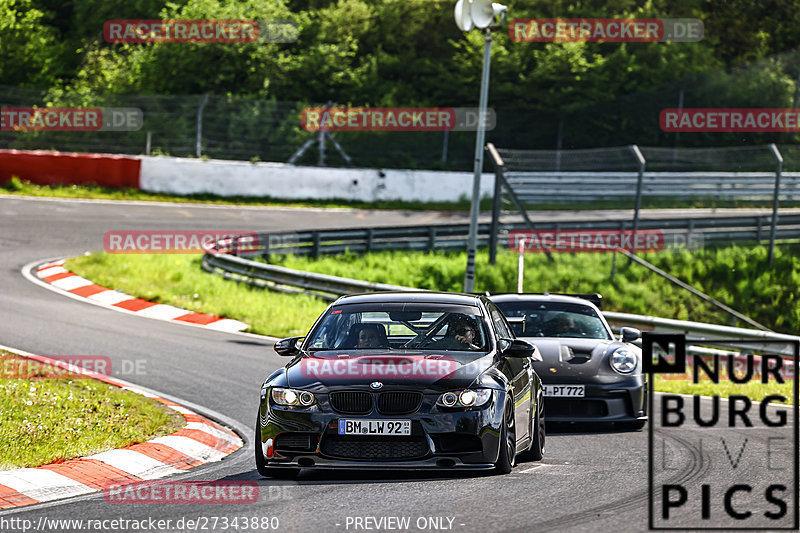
[65,253,328,338]
[0,350,184,469]
[270,244,800,334]
[66,243,799,336]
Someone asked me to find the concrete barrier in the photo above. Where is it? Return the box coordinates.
[138,156,494,202]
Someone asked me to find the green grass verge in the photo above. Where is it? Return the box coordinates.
[65,254,328,338]
[654,375,794,403]
[0,350,184,469]
[66,243,798,340]
[269,243,800,335]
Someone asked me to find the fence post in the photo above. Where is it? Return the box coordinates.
[517,238,526,293]
[629,144,646,264]
[196,94,209,157]
[768,143,783,265]
[487,143,504,265]
[145,131,152,156]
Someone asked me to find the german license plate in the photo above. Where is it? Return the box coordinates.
[543,384,585,397]
[338,419,411,436]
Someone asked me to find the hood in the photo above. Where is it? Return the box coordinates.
[284,350,497,393]
[523,337,635,383]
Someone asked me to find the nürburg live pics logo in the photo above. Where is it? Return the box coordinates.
[644,333,799,530]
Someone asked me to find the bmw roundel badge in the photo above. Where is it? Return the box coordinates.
[370,381,383,390]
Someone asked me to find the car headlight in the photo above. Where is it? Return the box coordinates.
[610,348,637,374]
[271,387,316,407]
[437,389,492,408]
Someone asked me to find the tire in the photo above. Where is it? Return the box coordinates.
[519,393,545,462]
[494,402,516,475]
[254,414,300,479]
[529,394,545,461]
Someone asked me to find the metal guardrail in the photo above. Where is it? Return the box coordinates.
[202,253,416,301]
[239,214,800,260]
[202,247,799,356]
[604,312,799,357]
[501,171,800,201]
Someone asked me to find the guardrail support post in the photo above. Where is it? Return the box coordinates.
[768,143,783,265]
[629,145,646,264]
[312,232,320,259]
[428,227,436,252]
[366,229,373,253]
[264,234,271,262]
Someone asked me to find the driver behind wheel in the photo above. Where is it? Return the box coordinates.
[429,315,482,350]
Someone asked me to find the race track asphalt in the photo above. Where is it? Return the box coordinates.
[0,196,794,532]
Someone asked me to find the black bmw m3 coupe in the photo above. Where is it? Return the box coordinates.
[255,291,544,478]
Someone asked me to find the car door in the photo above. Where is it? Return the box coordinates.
[487,302,531,443]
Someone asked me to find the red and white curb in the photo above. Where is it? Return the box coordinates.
[35,259,248,333]
[0,346,244,509]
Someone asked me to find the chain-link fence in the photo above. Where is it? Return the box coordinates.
[4,55,800,171]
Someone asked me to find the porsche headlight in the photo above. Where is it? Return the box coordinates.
[437,389,492,408]
[271,387,316,407]
[610,348,637,374]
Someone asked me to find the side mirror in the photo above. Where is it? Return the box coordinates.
[502,338,536,358]
[620,327,641,343]
[274,336,304,356]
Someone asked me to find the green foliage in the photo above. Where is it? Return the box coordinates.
[6,0,800,150]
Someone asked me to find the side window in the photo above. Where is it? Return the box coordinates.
[487,303,513,340]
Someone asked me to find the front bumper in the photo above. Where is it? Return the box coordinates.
[544,380,647,423]
[257,390,507,469]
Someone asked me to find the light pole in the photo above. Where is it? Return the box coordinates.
[455,0,507,293]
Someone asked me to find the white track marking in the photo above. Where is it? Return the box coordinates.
[0,469,95,502]
[87,290,133,305]
[50,275,93,291]
[149,436,230,463]
[88,450,182,480]
[137,304,192,320]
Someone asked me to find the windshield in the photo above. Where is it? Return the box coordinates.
[306,302,490,352]
[495,301,612,340]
